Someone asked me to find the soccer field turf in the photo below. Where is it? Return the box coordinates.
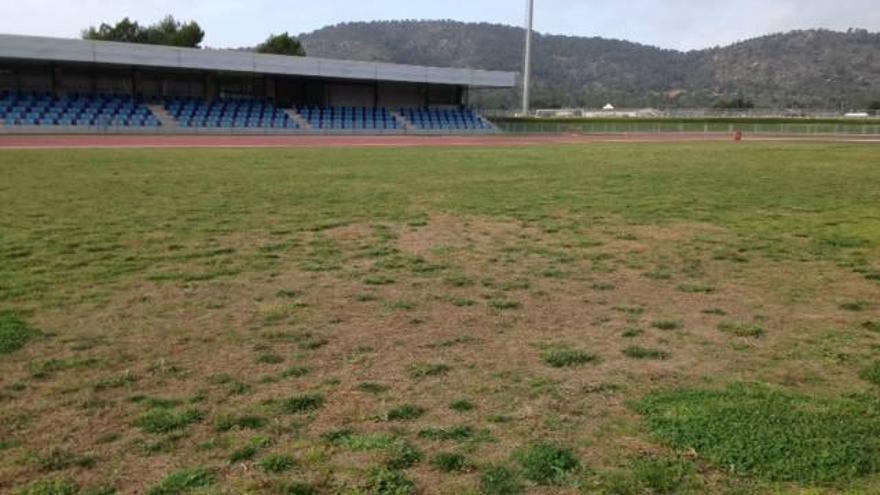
[1,143,879,494]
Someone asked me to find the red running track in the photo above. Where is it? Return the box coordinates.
[0,133,877,150]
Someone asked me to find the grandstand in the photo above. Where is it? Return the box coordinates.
[0,34,514,135]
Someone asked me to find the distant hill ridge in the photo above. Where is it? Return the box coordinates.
[298,20,880,109]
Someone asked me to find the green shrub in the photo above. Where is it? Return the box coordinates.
[542,349,597,368]
[147,467,216,495]
[0,311,37,354]
[636,384,880,483]
[515,442,580,484]
[480,466,524,495]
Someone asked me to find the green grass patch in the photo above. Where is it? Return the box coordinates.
[136,408,204,434]
[431,452,470,473]
[418,426,476,442]
[259,453,296,473]
[279,394,324,414]
[450,399,475,412]
[480,465,524,495]
[15,480,80,495]
[363,467,415,495]
[623,346,671,360]
[385,404,426,421]
[651,320,682,331]
[0,311,38,354]
[864,321,880,333]
[631,457,698,494]
[215,415,268,432]
[636,384,880,483]
[860,361,880,386]
[147,467,216,495]
[542,349,598,368]
[718,322,765,338]
[514,442,581,485]
[407,362,451,378]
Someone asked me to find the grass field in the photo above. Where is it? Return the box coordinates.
[492,117,880,135]
[1,142,880,494]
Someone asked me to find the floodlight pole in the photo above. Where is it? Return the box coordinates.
[522,0,534,116]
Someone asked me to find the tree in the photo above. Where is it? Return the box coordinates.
[256,33,307,57]
[83,15,204,48]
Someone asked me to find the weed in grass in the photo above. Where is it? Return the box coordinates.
[860,361,880,386]
[15,479,80,495]
[542,349,598,368]
[445,274,474,287]
[280,394,324,414]
[637,383,880,483]
[432,453,470,473]
[863,321,880,333]
[0,311,38,354]
[259,454,296,473]
[622,327,644,338]
[480,465,524,495]
[702,308,728,316]
[591,282,616,291]
[488,299,521,310]
[718,322,765,338]
[215,415,268,432]
[623,346,671,360]
[298,336,329,350]
[386,441,423,469]
[358,382,390,394]
[363,467,415,495]
[840,301,872,311]
[651,320,682,331]
[632,457,698,494]
[147,467,216,495]
[324,430,396,451]
[256,353,284,364]
[515,442,581,485]
[136,408,204,434]
[450,399,475,412]
[364,275,396,286]
[385,404,426,421]
[677,283,716,294]
[281,366,310,378]
[37,448,96,472]
[418,426,476,442]
[408,363,451,378]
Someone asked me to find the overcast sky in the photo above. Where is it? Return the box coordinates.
[0,0,877,51]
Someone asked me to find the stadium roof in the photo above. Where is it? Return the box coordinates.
[0,33,516,88]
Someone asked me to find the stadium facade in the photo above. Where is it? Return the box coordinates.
[0,34,516,134]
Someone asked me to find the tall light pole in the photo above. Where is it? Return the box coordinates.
[522,0,534,116]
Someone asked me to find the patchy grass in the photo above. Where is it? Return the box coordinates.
[259,454,296,473]
[4,144,880,493]
[651,320,683,331]
[636,384,880,483]
[385,404,426,421]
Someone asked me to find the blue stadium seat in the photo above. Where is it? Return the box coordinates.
[0,92,161,128]
[164,97,298,129]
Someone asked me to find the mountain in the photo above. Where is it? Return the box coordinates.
[299,20,880,109]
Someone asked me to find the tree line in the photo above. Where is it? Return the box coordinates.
[82,15,306,56]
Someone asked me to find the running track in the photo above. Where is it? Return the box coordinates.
[0,133,878,150]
